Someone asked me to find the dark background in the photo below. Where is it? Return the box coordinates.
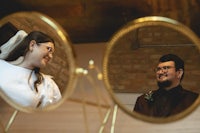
[0,0,200,44]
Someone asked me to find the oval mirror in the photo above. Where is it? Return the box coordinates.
[103,16,200,123]
[0,11,77,112]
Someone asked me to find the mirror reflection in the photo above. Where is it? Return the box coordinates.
[103,16,200,122]
[0,29,62,108]
[0,12,77,112]
[133,53,199,117]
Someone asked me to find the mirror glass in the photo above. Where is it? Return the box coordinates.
[103,16,200,123]
[0,11,77,112]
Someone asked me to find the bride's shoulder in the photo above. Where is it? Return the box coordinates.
[0,59,7,64]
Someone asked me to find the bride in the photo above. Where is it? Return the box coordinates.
[0,30,62,108]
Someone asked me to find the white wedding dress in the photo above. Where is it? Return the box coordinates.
[0,59,62,108]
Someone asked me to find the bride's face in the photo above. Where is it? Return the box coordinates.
[29,42,55,68]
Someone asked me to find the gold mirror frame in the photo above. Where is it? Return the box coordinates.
[0,11,77,113]
[103,16,200,123]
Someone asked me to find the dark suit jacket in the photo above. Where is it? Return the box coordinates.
[134,85,199,117]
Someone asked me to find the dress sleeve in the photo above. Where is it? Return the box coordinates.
[39,74,62,107]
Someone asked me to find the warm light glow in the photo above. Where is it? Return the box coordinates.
[97,73,103,80]
[89,59,95,69]
[76,68,88,75]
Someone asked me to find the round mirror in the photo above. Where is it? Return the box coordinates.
[103,16,200,123]
[0,11,77,112]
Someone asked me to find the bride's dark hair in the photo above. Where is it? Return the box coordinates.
[6,31,54,92]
